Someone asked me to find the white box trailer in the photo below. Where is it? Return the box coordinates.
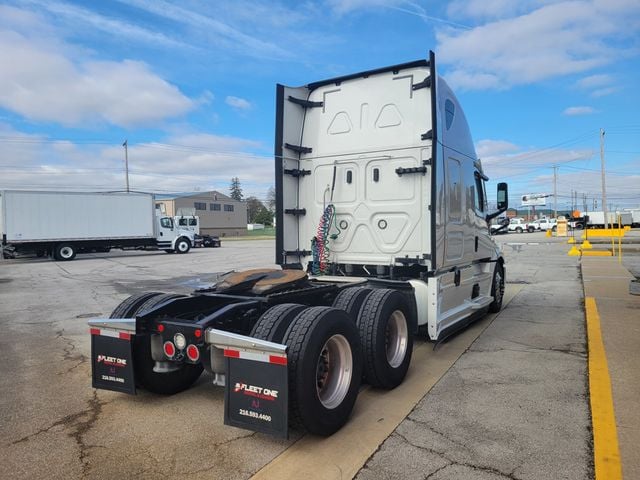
[88,51,508,438]
[584,210,632,228]
[1,190,195,260]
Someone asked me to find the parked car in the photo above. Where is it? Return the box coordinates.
[530,218,557,231]
[490,217,510,234]
[507,218,535,233]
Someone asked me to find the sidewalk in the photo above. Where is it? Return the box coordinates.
[581,257,640,480]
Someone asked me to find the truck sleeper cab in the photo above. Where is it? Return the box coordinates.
[89,51,508,438]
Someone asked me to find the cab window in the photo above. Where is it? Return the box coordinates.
[474,173,485,213]
[160,217,173,229]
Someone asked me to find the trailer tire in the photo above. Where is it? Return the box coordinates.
[250,303,306,342]
[175,237,191,254]
[332,287,373,322]
[284,307,362,436]
[54,243,76,261]
[358,289,414,389]
[488,262,505,313]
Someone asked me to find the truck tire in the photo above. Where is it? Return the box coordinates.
[357,289,414,389]
[284,306,362,436]
[515,227,523,233]
[250,303,306,342]
[109,292,203,394]
[54,243,76,261]
[109,291,164,318]
[332,287,373,322]
[527,226,535,233]
[133,293,202,395]
[175,237,191,254]
[488,263,505,313]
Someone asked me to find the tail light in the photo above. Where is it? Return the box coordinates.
[186,344,200,362]
[163,341,176,358]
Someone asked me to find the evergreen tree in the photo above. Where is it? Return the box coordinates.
[229,177,243,201]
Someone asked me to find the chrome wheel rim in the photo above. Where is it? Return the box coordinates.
[386,310,408,368]
[316,334,352,409]
[178,241,188,252]
[59,247,73,259]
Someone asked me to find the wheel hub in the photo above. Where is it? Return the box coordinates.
[385,310,408,368]
[315,334,352,409]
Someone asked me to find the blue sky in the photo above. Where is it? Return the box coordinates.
[1,0,639,210]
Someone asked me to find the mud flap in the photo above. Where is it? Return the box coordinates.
[224,352,288,438]
[90,329,136,394]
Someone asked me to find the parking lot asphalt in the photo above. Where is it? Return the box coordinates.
[1,232,638,479]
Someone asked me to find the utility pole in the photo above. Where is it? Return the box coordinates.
[122,139,130,193]
[600,128,607,228]
[552,165,558,218]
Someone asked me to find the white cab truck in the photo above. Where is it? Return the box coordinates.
[1,191,195,260]
[88,52,508,438]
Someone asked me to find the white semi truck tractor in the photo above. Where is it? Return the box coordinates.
[89,51,508,437]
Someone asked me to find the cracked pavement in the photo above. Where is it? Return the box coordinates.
[0,242,293,480]
[356,237,593,480]
[3,235,632,479]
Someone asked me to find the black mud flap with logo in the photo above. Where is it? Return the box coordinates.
[90,330,136,394]
[224,355,288,438]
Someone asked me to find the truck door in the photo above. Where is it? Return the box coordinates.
[444,156,463,262]
[157,217,175,240]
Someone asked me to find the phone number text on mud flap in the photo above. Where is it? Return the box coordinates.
[238,409,272,422]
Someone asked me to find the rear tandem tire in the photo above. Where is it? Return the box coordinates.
[250,303,307,342]
[109,292,203,395]
[357,289,414,389]
[331,287,373,322]
[284,307,362,436]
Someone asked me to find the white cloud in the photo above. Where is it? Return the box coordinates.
[326,0,404,15]
[446,0,551,21]
[563,106,596,116]
[575,73,613,89]
[225,96,252,111]
[437,1,640,90]
[0,18,194,127]
[480,140,594,181]
[0,129,273,195]
[21,0,189,49]
[476,139,520,158]
[591,87,619,98]
[120,0,293,60]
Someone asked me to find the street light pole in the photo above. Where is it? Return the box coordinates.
[122,139,130,193]
[600,128,607,229]
[553,165,558,218]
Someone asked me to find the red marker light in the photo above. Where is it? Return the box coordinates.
[163,341,176,358]
[186,344,200,362]
[194,329,202,338]
[157,324,165,333]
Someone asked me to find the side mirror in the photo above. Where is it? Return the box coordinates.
[497,182,508,211]
[486,182,509,222]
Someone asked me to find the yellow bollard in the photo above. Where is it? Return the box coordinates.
[546,229,552,237]
[568,237,576,244]
[581,240,593,249]
[568,245,581,256]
